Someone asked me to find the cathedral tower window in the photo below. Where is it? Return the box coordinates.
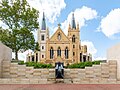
[73,52,75,56]
[50,47,54,59]
[42,55,44,58]
[57,47,61,57]
[42,46,44,50]
[73,45,75,48]
[65,47,69,59]
[41,35,45,41]
[72,35,75,43]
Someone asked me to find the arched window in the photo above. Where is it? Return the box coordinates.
[50,47,54,59]
[73,45,75,48]
[72,35,75,43]
[57,47,61,57]
[57,33,61,40]
[65,47,68,59]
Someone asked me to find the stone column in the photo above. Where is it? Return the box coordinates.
[61,50,64,59]
[30,55,32,62]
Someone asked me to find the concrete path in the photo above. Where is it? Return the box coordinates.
[0,84,120,90]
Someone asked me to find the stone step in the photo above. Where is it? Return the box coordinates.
[47,78,56,81]
[48,78,64,83]
[55,79,64,83]
[47,78,72,84]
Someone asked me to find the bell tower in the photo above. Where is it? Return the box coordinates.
[37,12,49,62]
[68,13,80,63]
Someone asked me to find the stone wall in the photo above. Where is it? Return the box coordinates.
[0,42,118,84]
[107,43,120,80]
[2,60,117,84]
[64,60,117,84]
[2,61,55,79]
[0,42,12,77]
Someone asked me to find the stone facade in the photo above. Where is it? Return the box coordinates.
[1,60,117,84]
[0,42,12,77]
[26,13,92,66]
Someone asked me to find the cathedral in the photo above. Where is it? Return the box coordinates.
[26,12,92,66]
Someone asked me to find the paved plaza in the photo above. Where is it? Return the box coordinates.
[0,84,120,90]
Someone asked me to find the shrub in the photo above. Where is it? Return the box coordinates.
[79,62,85,68]
[92,61,101,65]
[84,61,92,67]
[18,61,24,65]
[68,62,86,68]
[25,62,36,67]
[11,60,20,63]
[67,60,101,68]
[24,62,53,68]
[47,64,53,68]
[34,63,42,68]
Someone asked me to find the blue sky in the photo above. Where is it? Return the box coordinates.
[36,0,120,60]
[1,0,120,60]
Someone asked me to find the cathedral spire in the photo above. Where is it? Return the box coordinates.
[41,12,46,30]
[71,13,76,29]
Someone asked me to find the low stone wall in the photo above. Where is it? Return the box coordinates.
[2,60,55,79]
[70,60,117,84]
[1,60,117,84]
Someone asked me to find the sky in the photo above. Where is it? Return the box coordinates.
[1,0,120,61]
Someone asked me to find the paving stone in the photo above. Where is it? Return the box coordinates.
[29,79,39,84]
[107,79,116,84]
[38,79,47,84]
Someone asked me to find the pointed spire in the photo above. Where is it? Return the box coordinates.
[41,12,46,30]
[71,13,76,29]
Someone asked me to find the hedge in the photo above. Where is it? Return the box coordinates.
[67,61,101,68]
[14,60,102,69]
[18,61,53,69]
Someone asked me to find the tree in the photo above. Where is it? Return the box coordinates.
[34,42,40,52]
[0,0,39,60]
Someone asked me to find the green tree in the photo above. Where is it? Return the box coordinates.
[34,42,40,52]
[0,0,39,60]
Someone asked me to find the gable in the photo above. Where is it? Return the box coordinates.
[49,27,70,42]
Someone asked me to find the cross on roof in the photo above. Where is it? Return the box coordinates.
[58,23,61,27]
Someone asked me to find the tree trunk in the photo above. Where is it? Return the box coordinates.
[15,51,18,61]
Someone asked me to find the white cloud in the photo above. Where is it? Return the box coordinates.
[81,40,97,60]
[0,0,66,27]
[99,8,120,38]
[56,6,98,35]
[27,0,66,23]
[81,41,106,60]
